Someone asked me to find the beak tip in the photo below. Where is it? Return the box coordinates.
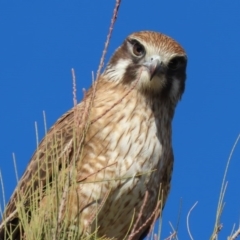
[143,57,162,81]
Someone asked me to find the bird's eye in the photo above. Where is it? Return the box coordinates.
[168,57,186,71]
[130,40,145,57]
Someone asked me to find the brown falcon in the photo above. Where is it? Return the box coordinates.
[0,31,187,240]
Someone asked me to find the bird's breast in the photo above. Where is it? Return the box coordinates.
[76,91,173,238]
[83,93,171,194]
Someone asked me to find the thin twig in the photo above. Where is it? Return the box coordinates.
[149,200,161,236]
[186,201,198,240]
[75,0,123,169]
[175,198,183,235]
[156,187,164,240]
[129,198,161,240]
[77,162,117,183]
[129,191,149,237]
[95,0,122,81]
[165,232,177,240]
[164,222,177,240]
[168,221,177,240]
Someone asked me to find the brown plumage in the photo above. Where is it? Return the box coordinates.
[0,31,187,240]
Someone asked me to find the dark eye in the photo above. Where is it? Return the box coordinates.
[168,56,186,71]
[130,40,145,57]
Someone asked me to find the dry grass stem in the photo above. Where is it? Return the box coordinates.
[129,191,149,239]
[138,200,161,238]
[71,68,77,107]
[0,1,125,240]
[211,224,223,240]
[91,67,142,125]
[12,153,19,184]
[164,221,177,240]
[34,121,39,148]
[77,162,117,183]
[88,189,112,228]
[186,201,198,240]
[229,226,240,240]
[54,139,74,240]
[175,198,182,235]
[164,230,177,240]
[55,2,123,238]
[211,133,240,240]
[90,0,122,126]
[43,110,47,135]
[149,201,161,236]
[0,171,6,212]
[95,0,121,81]
[129,194,161,240]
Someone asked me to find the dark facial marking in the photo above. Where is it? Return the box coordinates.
[165,56,187,97]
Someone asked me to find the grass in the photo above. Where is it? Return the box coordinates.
[1,0,240,239]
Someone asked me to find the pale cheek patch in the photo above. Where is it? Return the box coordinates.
[139,69,150,83]
[105,59,131,83]
[137,69,151,90]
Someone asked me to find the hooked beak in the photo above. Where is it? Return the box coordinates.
[143,57,162,80]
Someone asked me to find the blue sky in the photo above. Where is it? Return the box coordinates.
[0,1,240,239]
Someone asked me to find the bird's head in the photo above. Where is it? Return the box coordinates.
[103,31,187,102]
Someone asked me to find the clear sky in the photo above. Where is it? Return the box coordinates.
[0,1,240,239]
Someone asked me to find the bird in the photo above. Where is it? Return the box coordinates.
[0,31,187,240]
